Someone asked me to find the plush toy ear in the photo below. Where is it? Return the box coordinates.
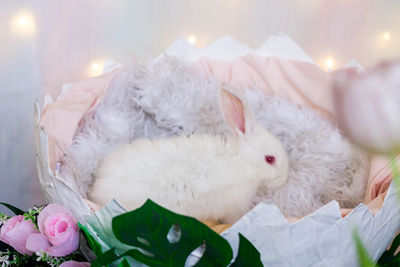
[220,86,248,136]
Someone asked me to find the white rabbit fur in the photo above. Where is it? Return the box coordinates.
[89,87,289,223]
[60,56,369,218]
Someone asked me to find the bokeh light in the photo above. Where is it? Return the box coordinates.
[383,31,391,41]
[324,57,335,71]
[88,61,105,77]
[10,11,36,38]
[187,34,197,45]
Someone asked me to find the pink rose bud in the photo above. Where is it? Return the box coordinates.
[0,215,38,255]
[333,62,400,154]
[26,204,79,257]
[59,260,91,267]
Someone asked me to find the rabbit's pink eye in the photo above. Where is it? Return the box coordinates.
[265,155,275,165]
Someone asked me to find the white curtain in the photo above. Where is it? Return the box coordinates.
[1,0,399,213]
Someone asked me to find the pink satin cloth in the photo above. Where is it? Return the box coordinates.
[40,69,122,171]
[40,56,393,219]
[195,56,335,122]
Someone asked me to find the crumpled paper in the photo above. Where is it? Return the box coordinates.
[221,185,400,266]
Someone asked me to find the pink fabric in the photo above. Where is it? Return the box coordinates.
[40,69,121,171]
[195,56,335,121]
[364,155,399,203]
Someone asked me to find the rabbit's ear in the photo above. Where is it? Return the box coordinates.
[220,85,255,136]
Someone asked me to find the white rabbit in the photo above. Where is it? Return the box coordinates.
[88,84,289,223]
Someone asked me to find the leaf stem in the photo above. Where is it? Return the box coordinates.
[389,155,400,203]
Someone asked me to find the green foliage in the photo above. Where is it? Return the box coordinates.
[90,199,263,267]
[78,222,103,257]
[375,156,400,266]
[231,234,263,267]
[0,241,13,253]
[0,202,24,216]
[0,213,10,222]
[390,156,400,203]
[112,199,232,266]
[92,247,121,266]
[0,249,87,267]
[353,230,376,267]
[118,258,131,267]
[378,231,400,266]
[0,249,46,266]
[23,206,44,229]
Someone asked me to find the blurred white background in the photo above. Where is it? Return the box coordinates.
[1,0,399,213]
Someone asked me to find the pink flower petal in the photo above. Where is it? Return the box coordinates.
[45,214,68,238]
[47,226,75,247]
[26,233,51,252]
[34,203,79,256]
[45,230,79,257]
[0,216,38,255]
[45,214,75,246]
[38,204,73,233]
[56,219,69,233]
[59,260,91,267]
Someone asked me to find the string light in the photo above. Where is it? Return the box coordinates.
[187,35,197,45]
[324,57,335,71]
[10,11,36,37]
[88,61,105,77]
[383,31,391,41]
[92,63,100,71]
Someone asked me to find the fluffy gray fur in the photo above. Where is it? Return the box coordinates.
[60,56,369,218]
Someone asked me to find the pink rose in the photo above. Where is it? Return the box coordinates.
[0,215,38,255]
[26,204,79,257]
[59,260,90,267]
[333,61,400,154]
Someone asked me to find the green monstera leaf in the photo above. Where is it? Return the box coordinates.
[112,199,233,267]
[90,199,263,267]
[231,234,263,267]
